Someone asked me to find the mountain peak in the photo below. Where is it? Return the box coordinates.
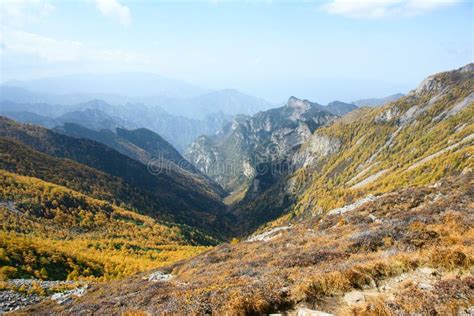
[459,63,474,73]
[327,100,347,106]
[414,62,474,96]
[287,96,311,111]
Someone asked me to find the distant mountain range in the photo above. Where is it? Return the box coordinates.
[3,73,208,99]
[1,74,275,119]
[0,75,278,151]
[353,93,404,107]
[0,99,228,152]
[0,86,358,152]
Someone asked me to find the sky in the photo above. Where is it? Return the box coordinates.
[0,0,472,103]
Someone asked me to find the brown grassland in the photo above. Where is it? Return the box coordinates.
[21,172,473,315]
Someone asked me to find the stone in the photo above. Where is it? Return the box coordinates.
[419,267,437,276]
[146,271,173,282]
[297,307,334,316]
[418,283,433,290]
[343,291,365,305]
[51,287,86,305]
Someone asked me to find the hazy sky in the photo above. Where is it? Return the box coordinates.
[0,0,472,103]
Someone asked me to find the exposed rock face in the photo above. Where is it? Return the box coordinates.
[0,291,41,313]
[185,97,337,191]
[292,133,342,168]
[287,97,357,117]
[415,75,446,96]
[443,92,474,119]
[51,287,87,305]
[375,106,400,123]
[413,63,474,97]
[0,279,85,313]
[145,271,173,282]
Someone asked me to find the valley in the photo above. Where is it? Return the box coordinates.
[0,63,472,314]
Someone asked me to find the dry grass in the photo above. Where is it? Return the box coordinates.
[22,174,474,315]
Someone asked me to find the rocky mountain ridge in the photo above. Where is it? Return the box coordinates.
[185,96,350,192]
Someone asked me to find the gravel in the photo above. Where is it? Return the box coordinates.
[0,279,86,315]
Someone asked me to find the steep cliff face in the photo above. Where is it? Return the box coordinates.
[185,97,337,192]
[292,133,342,168]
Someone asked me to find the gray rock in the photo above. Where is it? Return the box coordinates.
[297,307,334,316]
[343,291,365,305]
[51,287,87,305]
[145,271,173,282]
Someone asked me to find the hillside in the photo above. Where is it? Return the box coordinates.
[54,123,226,198]
[229,63,473,235]
[24,173,473,314]
[0,118,232,238]
[55,123,193,171]
[0,170,210,281]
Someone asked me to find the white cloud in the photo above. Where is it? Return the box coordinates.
[94,0,131,26]
[0,0,55,28]
[0,29,81,62]
[321,0,461,19]
[0,28,149,64]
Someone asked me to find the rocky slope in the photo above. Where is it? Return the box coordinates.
[185,96,341,192]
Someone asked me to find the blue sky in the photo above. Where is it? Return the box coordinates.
[0,0,472,103]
